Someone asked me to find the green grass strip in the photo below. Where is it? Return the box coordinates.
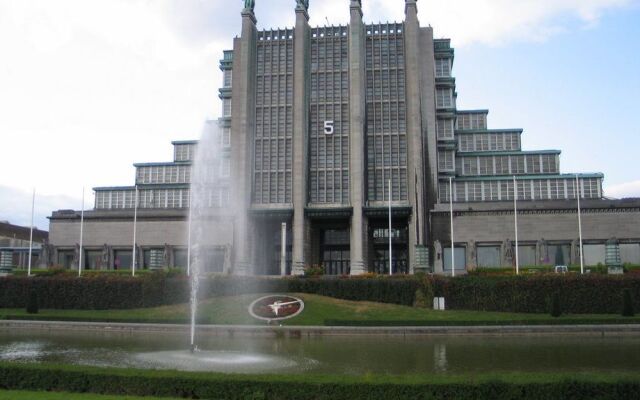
[2,293,639,327]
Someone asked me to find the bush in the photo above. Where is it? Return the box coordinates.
[622,289,635,317]
[0,362,639,400]
[2,273,640,314]
[550,292,562,317]
[25,289,38,314]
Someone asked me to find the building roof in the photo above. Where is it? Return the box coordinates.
[0,221,48,242]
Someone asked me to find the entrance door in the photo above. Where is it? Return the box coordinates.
[320,228,350,275]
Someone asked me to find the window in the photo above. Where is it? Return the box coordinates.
[436,119,454,139]
[222,99,232,117]
[435,58,451,78]
[223,70,232,87]
[436,88,453,108]
[222,127,231,148]
[478,157,492,175]
[438,150,455,171]
[462,157,477,175]
[220,158,230,177]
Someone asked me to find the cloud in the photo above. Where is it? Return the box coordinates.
[604,180,640,199]
[0,0,225,196]
[248,0,635,46]
[0,185,87,230]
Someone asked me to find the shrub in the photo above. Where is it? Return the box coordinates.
[303,264,324,277]
[550,292,561,317]
[622,289,635,317]
[1,362,639,400]
[25,289,38,314]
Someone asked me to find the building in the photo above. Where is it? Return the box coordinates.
[48,0,640,274]
[0,221,49,270]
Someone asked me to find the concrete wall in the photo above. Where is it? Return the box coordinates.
[432,208,640,244]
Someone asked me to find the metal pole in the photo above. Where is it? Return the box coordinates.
[132,186,138,277]
[281,222,287,276]
[449,177,455,277]
[514,176,519,275]
[186,188,192,276]
[388,178,392,275]
[576,175,584,274]
[27,188,35,277]
[78,187,84,277]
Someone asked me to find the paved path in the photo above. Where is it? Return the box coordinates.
[1,320,639,337]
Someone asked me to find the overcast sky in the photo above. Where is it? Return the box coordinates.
[1,0,639,230]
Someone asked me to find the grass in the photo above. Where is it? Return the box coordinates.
[1,293,639,326]
[0,390,180,400]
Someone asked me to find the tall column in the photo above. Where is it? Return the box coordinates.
[418,20,438,254]
[291,2,311,275]
[230,5,257,274]
[404,0,427,273]
[349,0,367,275]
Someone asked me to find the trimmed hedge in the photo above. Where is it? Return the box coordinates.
[434,275,640,314]
[0,362,639,400]
[1,273,639,314]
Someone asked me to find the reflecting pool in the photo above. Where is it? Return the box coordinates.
[1,330,639,375]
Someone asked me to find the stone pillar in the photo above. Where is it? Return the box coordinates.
[230,6,257,275]
[403,0,427,273]
[418,22,439,248]
[349,0,367,275]
[291,3,311,275]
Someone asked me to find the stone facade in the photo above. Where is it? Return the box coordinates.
[47,0,640,274]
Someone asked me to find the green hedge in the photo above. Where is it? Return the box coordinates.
[434,275,640,314]
[0,362,639,400]
[0,273,638,314]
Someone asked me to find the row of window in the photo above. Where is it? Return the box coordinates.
[438,177,602,202]
[453,154,560,176]
[309,170,350,204]
[174,143,196,162]
[256,106,293,137]
[365,23,404,36]
[253,171,293,204]
[365,35,405,70]
[256,40,294,75]
[444,243,640,269]
[95,187,232,210]
[136,165,191,185]
[458,133,521,152]
[456,113,487,130]
[256,74,294,106]
[254,39,294,205]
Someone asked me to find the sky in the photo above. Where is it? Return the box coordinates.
[0,0,639,230]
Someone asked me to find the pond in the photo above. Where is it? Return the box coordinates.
[1,330,638,375]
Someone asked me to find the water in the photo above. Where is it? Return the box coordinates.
[1,330,639,375]
[188,121,238,349]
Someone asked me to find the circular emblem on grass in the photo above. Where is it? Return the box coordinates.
[248,295,304,321]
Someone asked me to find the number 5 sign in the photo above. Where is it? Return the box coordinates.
[324,120,334,134]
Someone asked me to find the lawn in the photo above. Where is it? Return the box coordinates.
[1,293,639,326]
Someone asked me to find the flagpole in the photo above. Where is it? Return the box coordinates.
[132,186,138,277]
[27,188,35,277]
[186,188,192,277]
[449,177,455,277]
[513,176,519,275]
[576,175,584,274]
[388,178,392,276]
[78,187,85,277]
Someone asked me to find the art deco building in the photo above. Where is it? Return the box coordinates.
[48,0,640,274]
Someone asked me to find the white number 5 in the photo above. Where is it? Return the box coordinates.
[324,120,334,135]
